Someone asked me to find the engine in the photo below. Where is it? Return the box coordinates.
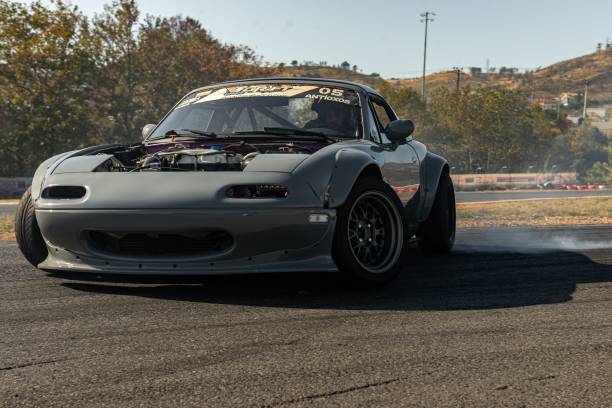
[137,148,244,172]
[92,141,312,173]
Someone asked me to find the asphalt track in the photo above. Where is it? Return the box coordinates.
[0,202,16,216]
[0,190,610,215]
[1,225,611,407]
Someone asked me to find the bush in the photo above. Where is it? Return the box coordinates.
[584,162,612,184]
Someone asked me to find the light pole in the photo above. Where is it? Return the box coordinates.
[420,11,435,104]
[582,81,589,120]
[452,66,462,92]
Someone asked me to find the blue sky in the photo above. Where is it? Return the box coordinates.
[41,0,612,77]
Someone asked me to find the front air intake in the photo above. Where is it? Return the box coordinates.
[41,186,86,199]
[226,184,288,198]
[88,230,234,257]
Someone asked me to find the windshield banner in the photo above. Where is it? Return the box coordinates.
[176,84,358,109]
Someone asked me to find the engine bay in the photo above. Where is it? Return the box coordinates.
[92,140,319,173]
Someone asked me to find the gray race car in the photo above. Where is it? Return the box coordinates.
[15,78,455,286]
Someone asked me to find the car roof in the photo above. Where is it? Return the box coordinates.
[190,77,383,98]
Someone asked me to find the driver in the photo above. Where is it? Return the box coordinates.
[304,101,355,136]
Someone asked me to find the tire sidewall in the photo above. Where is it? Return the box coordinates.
[15,188,48,267]
[418,172,456,253]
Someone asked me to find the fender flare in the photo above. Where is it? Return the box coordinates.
[326,149,380,208]
[292,147,380,208]
[418,151,449,222]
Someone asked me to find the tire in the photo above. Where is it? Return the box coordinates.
[332,177,405,287]
[417,171,456,253]
[15,187,48,267]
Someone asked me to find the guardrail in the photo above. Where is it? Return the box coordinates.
[452,172,578,187]
[451,173,610,191]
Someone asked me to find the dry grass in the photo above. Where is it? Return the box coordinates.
[458,197,612,228]
[1,214,15,240]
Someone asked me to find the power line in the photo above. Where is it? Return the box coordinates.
[420,11,435,103]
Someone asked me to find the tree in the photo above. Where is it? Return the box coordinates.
[421,86,555,173]
[90,0,140,143]
[340,61,350,70]
[584,162,611,184]
[90,2,269,142]
[0,0,98,176]
[546,125,610,175]
[291,60,298,67]
[135,14,267,124]
[379,83,424,124]
[0,0,270,176]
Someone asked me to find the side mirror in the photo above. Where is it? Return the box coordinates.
[142,123,157,139]
[385,119,414,144]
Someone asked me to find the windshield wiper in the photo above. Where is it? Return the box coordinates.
[234,127,339,143]
[164,129,218,138]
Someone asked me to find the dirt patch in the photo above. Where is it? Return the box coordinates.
[1,214,15,240]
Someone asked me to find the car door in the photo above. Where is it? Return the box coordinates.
[367,94,420,205]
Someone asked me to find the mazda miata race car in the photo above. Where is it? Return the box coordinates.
[16,78,455,286]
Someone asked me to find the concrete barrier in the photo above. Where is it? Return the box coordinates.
[0,178,32,199]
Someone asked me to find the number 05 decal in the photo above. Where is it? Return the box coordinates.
[319,88,344,97]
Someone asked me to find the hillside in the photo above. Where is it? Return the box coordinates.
[390,50,612,105]
[276,50,612,106]
[275,66,386,89]
[530,49,612,102]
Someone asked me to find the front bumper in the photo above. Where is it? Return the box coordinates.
[35,171,338,274]
[37,208,337,274]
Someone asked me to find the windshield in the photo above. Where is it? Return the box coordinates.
[148,84,361,140]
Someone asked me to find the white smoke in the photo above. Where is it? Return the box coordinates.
[455,228,612,253]
[547,237,612,251]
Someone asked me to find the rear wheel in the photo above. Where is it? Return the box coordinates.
[417,171,456,253]
[15,188,48,267]
[333,177,405,287]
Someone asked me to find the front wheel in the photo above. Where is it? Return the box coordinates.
[332,177,405,287]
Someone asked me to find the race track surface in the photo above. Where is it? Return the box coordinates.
[1,226,612,407]
[0,203,16,216]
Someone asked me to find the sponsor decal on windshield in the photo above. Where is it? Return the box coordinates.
[175,89,214,109]
[176,84,358,109]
